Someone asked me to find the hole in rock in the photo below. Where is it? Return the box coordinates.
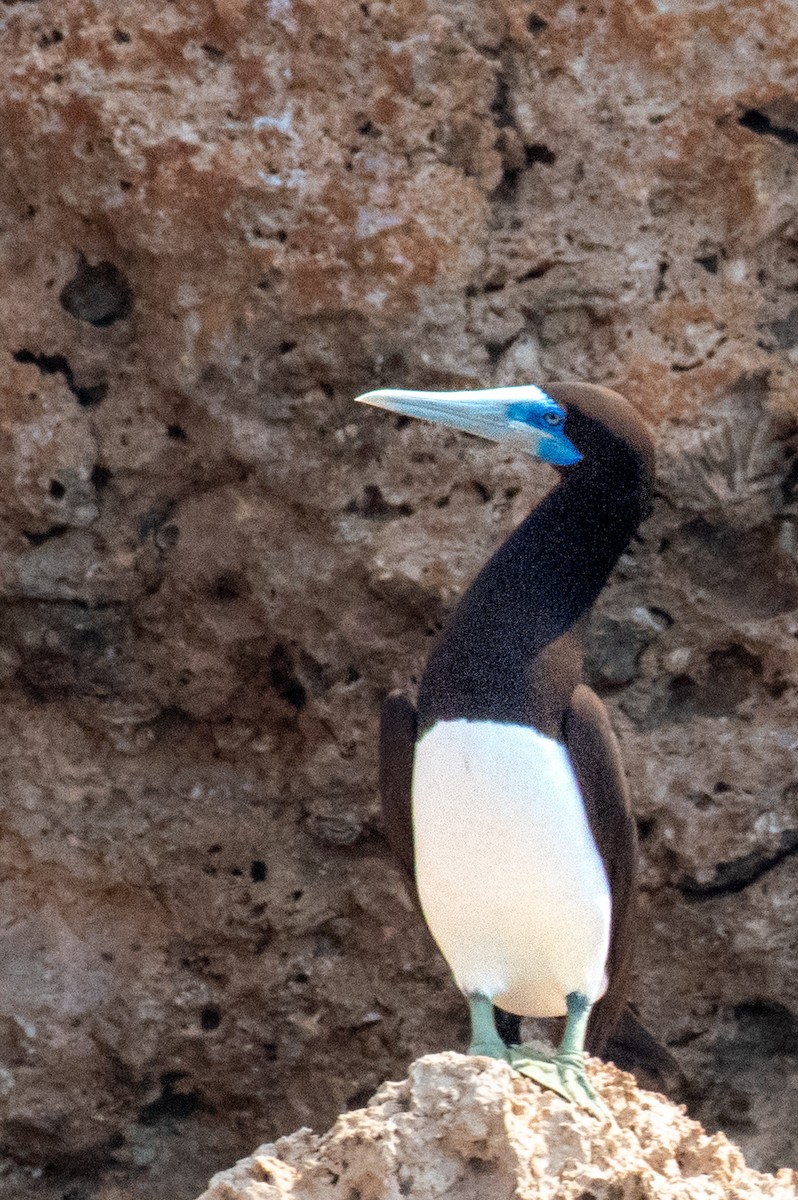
[59,255,134,327]
[527,13,548,32]
[695,253,720,274]
[139,1074,201,1125]
[211,573,244,602]
[48,479,65,499]
[525,143,556,165]
[91,465,111,490]
[250,860,267,882]
[200,1006,221,1032]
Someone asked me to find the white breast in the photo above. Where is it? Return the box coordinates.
[412,719,612,1017]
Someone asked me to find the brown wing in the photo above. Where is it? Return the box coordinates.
[605,1004,687,1098]
[562,683,637,1056]
[378,690,417,876]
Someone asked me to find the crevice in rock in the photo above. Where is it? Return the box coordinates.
[12,349,107,406]
[680,829,798,899]
[517,261,556,282]
[493,165,522,202]
[91,464,111,490]
[782,456,798,503]
[138,1074,201,1125]
[137,501,176,542]
[345,485,413,519]
[654,260,669,300]
[23,524,68,546]
[489,52,526,202]
[269,644,307,710]
[731,1000,798,1056]
[738,108,798,147]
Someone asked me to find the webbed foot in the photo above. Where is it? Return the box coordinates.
[509,1045,609,1120]
[467,1037,511,1060]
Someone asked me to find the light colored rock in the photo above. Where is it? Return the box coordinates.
[198,1054,798,1200]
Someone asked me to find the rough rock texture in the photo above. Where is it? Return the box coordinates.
[0,0,798,1198]
[198,1054,798,1200]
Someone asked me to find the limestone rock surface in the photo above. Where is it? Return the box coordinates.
[0,0,797,1198]
[198,1054,798,1200]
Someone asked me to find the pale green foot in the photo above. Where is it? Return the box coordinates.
[511,992,610,1121]
[509,1046,608,1119]
[466,993,511,1060]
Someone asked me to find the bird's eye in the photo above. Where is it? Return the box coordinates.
[543,411,563,427]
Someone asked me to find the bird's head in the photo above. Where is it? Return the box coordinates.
[353,385,582,467]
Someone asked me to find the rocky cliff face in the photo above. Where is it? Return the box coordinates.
[0,1,797,1198]
[198,1054,798,1200]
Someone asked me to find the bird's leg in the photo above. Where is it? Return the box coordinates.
[466,993,511,1060]
[509,992,609,1119]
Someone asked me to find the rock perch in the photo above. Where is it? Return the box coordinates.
[197,1053,797,1200]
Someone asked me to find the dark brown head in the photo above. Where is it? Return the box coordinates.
[545,381,656,483]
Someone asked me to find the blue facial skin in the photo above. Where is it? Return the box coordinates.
[506,400,582,466]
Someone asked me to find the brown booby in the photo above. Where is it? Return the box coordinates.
[355,382,655,1117]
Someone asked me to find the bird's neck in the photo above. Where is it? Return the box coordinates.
[417,443,652,731]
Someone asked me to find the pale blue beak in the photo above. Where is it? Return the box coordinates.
[354,386,582,466]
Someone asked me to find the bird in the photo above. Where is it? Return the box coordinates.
[354,381,656,1117]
